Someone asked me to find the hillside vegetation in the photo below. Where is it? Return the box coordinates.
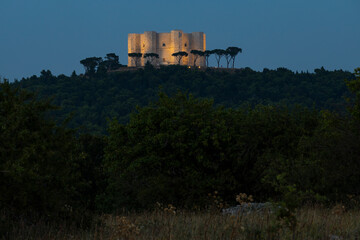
[2,67,360,239]
[16,66,353,134]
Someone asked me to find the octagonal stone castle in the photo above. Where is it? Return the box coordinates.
[128,30,206,67]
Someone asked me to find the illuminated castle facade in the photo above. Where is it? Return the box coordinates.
[128,30,206,67]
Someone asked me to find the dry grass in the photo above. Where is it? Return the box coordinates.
[2,204,360,240]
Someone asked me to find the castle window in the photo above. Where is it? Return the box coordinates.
[184,43,187,47]
[163,58,166,62]
[162,43,166,47]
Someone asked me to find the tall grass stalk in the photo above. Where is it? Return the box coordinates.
[2,205,360,239]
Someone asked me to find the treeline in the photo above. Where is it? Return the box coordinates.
[79,53,125,76]
[16,66,353,135]
[80,47,242,72]
[128,47,242,67]
[1,68,360,224]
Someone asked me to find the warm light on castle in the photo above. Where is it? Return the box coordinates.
[128,30,206,67]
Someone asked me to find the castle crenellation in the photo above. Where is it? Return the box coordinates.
[128,30,206,67]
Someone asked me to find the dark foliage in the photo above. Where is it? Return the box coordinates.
[0,66,360,219]
[103,92,322,209]
[0,80,106,231]
[15,66,353,135]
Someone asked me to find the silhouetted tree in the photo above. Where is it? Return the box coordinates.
[40,70,53,79]
[143,53,159,66]
[172,51,188,65]
[204,50,213,67]
[97,53,121,74]
[190,50,204,67]
[80,57,103,75]
[224,51,231,68]
[104,53,120,70]
[71,70,77,78]
[226,47,242,68]
[213,49,226,68]
[128,53,143,67]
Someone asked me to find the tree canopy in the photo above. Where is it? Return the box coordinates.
[204,50,213,67]
[80,57,103,75]
[128,53,143,67]
[212,49,227,68]
[172,51,188,65]
[190,50,204,67]
[143,53,159,66]
[2,66,360,217]
[16,66,353,135]
[226,47,242,68]
[103,53,121,70]
[0,80,89,217]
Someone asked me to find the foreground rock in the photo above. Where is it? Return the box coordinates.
[222,202,273,215]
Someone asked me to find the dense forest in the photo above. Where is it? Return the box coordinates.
[1,66,360,236]
[16,66,354,134]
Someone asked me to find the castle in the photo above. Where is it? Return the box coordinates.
[128,30,206,67]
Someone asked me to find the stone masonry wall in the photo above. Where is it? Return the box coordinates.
[128,30,206,67]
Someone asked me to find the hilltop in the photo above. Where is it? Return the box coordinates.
[16,65,354,134]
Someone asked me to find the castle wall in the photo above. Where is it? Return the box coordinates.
[157,33,172,65]
[182,33,191,65]
[140,31,157,66]
[127,33,141,67]
[128,30,206,67]
[191,32,206,67]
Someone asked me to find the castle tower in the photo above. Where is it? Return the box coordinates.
[190,32,206,67]
[140,31,157,66]
[128,30,206,67]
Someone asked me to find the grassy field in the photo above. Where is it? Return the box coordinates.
[3,204,360,240]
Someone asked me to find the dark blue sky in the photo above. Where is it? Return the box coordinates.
[1,0,359,80]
